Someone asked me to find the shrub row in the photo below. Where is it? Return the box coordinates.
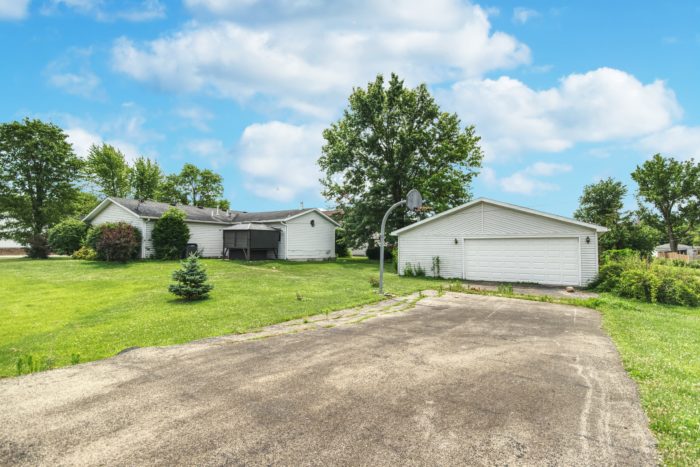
[593,250,700,306]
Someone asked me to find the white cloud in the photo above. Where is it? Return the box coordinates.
[444,67,681,160]
[66,127,102,158]
[639,126,700,160]
[238,121,324,202]
[175,106,214,131]
[45,48,103,99]
[0,0,30,19]
[42,0,165,21]
[186,138,225,157]
[112,0,530,115]
[512,7,539,24]
[482,161,570,195]
[524,162,572,176]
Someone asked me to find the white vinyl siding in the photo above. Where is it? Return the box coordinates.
[397,201,600,286]
[186,222,225,258]
[285,211,335,260]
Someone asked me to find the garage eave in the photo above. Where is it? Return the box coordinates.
[391,198,608,236]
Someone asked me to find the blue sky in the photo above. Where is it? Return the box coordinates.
[1,1,699,216]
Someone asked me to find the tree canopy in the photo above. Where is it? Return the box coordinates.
[131,156,162,200]
[631,154,700,251]
[155,163,225,208]
[85,143,131,198]
[0,118,82,257]
[318,73,483,247]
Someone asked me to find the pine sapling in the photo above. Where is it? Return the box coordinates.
[168,255,214,300]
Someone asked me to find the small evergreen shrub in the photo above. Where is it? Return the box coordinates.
[48,218,88,255]
[94,222,142,262]
[152,208,190,259]
[72,246,97,260]
[169,255,213,300]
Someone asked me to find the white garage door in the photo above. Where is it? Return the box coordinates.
[464,237,580,286]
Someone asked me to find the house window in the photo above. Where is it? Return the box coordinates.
[310,219,315,227]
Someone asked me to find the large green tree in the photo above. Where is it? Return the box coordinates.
[0,118,82,257]
[85,143,131,198]
[318,73,483,246]
[574,177,661,255]
[178,163,224,207]
[131,156,162,200]
[631,154,700,251]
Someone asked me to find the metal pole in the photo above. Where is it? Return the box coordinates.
[379,200,406,295]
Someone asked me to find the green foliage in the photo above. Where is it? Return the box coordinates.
[335,228,350,257]
[593,252,700,306]
[85,143,131,198]
[156,173,188,204]
[48,218,88,255]
[152,207,190,259]
[600,248,638,265]
[574,177,626,227]
[93,222,142,262]
[391,247,399,272]
[632,154,700,251]
[366,245,392,260]
[72,246,97,260]
[318,73,483,247]
[403,262,425,277]
[497,283,513,295]
[154,164,228,208]
[68,191,101,219]
[15,354,55,375]
[431,256,441,277]
[0,118,83,258]
[574,178,662,255]
[169,255,214,300]
[369,276,379,288]
[131,157,162,200]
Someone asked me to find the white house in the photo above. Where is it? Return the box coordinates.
[391,198,607,286]
[84,198,339,260]
[654,243,699,260]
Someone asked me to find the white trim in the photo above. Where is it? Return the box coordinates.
[83,198,142,223]
[462,234,582,240]
[391,198,608,236]
[461,238,465,280]
[279,209,341,227]
[578,236,582,286]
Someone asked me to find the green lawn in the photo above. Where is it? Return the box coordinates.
[0,257,438,378]
[1,258,698,464]
[594,295,700,465]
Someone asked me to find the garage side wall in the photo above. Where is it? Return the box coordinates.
[285,212,335,260]
[397,202,599,285]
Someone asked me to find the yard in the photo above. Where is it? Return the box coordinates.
[0,258,438,378]
[0,258,698,464]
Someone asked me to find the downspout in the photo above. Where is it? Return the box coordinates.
[282,221,288,259]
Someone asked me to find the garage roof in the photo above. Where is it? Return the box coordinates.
[391,198,608,235]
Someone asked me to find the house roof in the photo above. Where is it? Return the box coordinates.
[84,197,340,227]
[223,223,280,231]
[655,243,698,252]
[391,197,609,236]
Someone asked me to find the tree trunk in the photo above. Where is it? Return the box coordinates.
[667,226,677,252]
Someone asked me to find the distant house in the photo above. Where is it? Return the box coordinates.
[84,198,339,260]
[0,219,26,254]
[654,243,698,260]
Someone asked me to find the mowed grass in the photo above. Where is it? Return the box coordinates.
[594,295,700,465]
[0,257,439,378]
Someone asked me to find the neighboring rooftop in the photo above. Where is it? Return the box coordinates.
[84,197,328,225]
[655,243,699,252]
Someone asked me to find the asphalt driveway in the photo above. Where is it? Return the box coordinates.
[0,293,656,466]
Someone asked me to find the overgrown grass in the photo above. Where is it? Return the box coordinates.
[0,257,439,378]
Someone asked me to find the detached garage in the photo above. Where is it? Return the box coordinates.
[391,198,607,286]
